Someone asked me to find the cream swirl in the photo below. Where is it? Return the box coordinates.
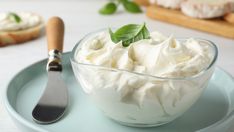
[76,31,213,78]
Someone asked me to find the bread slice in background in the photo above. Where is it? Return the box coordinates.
[0,12,44,46]
[181,0,234,19]
[0,23,44,46]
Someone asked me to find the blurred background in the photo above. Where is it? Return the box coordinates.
[0,0,234,132]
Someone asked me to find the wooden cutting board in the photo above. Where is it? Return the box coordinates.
[146,5,234,39]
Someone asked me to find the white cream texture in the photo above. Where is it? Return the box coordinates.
[0,12,41,31]
[149,0,186,9]
[74,31,214,124]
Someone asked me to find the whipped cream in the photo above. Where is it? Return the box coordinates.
[73,31,215,125]
[0,12,41,31]
[76,31,213,78]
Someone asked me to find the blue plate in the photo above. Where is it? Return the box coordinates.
[3,52,234,132]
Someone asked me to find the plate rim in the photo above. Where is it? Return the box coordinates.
[3,52,234,132]
[3,55,51,132]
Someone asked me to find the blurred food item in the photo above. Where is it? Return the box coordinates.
[147,5,234,39]
[224,13,234,24]
[136,0,234,38]
[134,0,150,6]
[0,12,44,46]
[181,0,234,19]
[150,0,186,9]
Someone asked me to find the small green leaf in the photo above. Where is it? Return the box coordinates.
[110,23,150,47]
[122,1,142,13]
[109,28,118,43]
[8,12,22,23]
[99,2,117,15]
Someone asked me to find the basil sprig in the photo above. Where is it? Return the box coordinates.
[8,12,22,23]
[109,23,150,47]
[99,0,142,15]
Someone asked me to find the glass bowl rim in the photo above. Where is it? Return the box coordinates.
[70,29,218,80]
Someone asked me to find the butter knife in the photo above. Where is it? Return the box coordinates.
[32,17,68,124]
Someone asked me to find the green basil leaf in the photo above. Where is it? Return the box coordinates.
[109,23,150,47]
[122,1,142,13]
[109,28,118,43]
[99,2,117,15]
[9,12,22,23]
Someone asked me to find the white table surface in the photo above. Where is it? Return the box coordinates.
[0,0,234,132]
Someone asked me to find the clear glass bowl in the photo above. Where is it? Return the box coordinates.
[70,30,218,127]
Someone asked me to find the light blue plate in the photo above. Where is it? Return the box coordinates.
[4,52,234,132]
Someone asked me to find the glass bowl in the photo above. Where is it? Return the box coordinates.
[70,30,218,127]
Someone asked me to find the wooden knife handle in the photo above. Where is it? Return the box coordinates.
[224,13,234,24]
[46,17,64,52]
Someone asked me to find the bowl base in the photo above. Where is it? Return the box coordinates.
[108,117,171,128]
